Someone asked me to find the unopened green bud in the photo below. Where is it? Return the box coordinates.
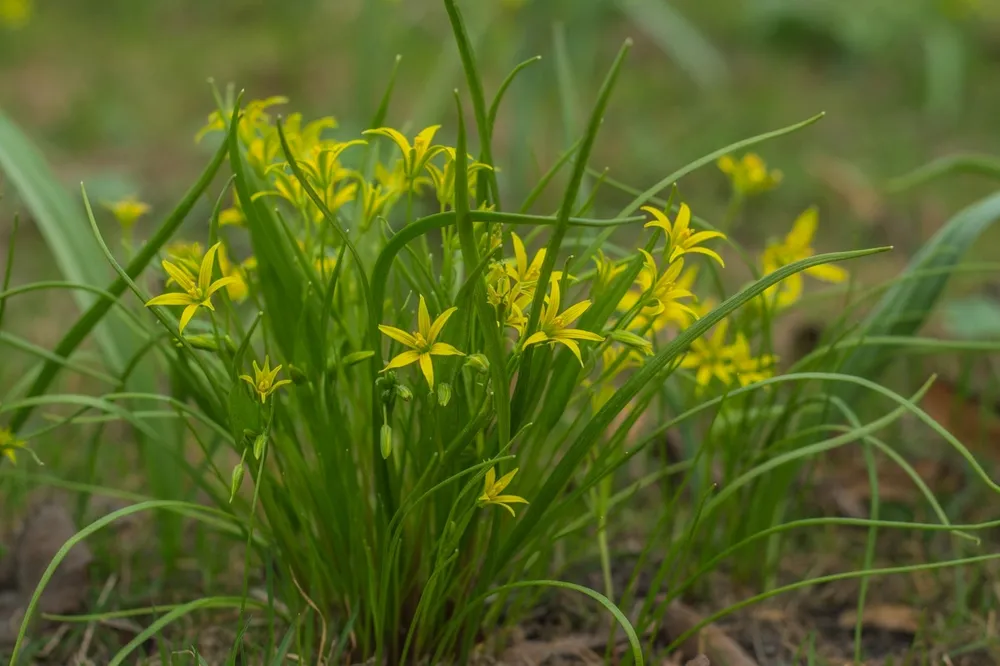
[396,384,414,401]
[465,354,489,373]
[437,382,452,407]
[380,423,393,459]
[288,364,308,385]
[229,463,245,503]
[253,432,268,460]
[608,330,653,355]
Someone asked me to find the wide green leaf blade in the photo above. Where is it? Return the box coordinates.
[0,109,125,369]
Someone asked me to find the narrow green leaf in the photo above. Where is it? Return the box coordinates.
[6,136,228,432]
[453,90,511,451]
[614,0,728,91]
[838,191,1000,385]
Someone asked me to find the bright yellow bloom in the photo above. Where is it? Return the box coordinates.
[426,147,493,210]
[165,241,249,303]
[479,467,529,517]
[508,232,545,286]
[103,196,151,230]
[219,193,246,227]
[760,207,847,310]
[0,427,25,464]
[717,152,782,197]
[297,140,366,190]
[592,249,626,294]
[586,344,645,411]
[195,95,288,145]
[680,320,776,389]
[379,295,464,389]
[356,178,397,229]
[146,242,238,333]
[523,281,604,365]
[642,203,725,267]
[620,251,699,332]
[0,0,30,29]
[363,126,447,187]
[240,355,292,404]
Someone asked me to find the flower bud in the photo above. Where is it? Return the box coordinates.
[437,382,452,407]
[465,354,489,374]
[608,330,654,355]
[380,423,393,459]
[229,462,245,504]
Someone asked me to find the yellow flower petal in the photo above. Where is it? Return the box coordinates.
[678,246,725,268]
[557,300,591,326]
[379,325,418,348]
[429,342,464,356]
[806,263,848,283]
[418,353,435,389]
[493,468,519,494]
[199,242,224,292]
[417,295,432,338]
[178,304,201,334]
[428,306,458,342]
[555,328,604,342]
[146,293,195,307]
[383,349,422,372]
[162,261,196,293]
[787,207,818,250]
[522,331,549,347]
[554,337,584,365]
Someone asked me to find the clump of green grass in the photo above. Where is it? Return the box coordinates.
[3,2,1000,664]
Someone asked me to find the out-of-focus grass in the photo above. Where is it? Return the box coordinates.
[1,0,999,244]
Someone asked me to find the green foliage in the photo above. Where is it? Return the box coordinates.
[1,3,999,664]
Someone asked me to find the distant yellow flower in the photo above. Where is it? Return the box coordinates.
[146,242,238,333]
[634,251,698,318]
[0,427,25,464]
[586,344,645,411]
[297,140,366,190]
[508,232,545,286]
[760,207,847,310]
[643,203,725,267]
[0,0,31,29]
[356,178,397,229]
[379,295,464,389]
[717,152,782,197]
[680,319,776,389]
[219,193,246,227]
[426,148,493,210]
[195,95,288,145]
[364,125,447,188]
[240,355,292,404]
[727,334,777,387]
[165,241,249,303]
[523,281,604,365]
[479,467,529,517]
[592,249,626,294]
[103,196,151,230]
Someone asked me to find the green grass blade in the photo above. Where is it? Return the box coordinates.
[614,0,728,91]
[511,38,632,428]
[6,138,228,433]
[453,91,511,451]
[0,109,124,367]
[838,190,1000,387]
[887,153,1000,192]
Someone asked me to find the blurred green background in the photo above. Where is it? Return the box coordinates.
[1,0,1000,302]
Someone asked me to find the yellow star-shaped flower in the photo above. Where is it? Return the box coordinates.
[522,280,604,365]
[145,242,238,334]
[478,467,529,517]
[240,355,292,404]
[379,295,464,389]
[642,202,726,267]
